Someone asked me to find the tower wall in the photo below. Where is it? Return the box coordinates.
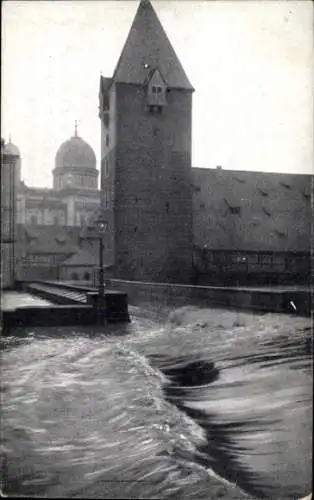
[100,82,116,266]
[113,83,193,283]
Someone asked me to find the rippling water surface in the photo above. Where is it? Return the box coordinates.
[1,304,312,499]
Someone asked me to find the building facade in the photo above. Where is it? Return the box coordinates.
[14,126,100,228]
[1,139,19,289]
[192,168,312,285]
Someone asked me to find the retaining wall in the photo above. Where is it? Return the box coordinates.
[2,305,96,331]
[107,279,312,316]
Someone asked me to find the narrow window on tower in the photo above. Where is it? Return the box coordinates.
[104,158,109,178]
[106,133,110,147]
[105,188,110,208]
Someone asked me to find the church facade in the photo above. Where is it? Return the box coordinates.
[9,125,100,228]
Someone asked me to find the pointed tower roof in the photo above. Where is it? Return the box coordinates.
[113,0,193,90]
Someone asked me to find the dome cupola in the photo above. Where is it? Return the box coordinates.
[3,136,22,183]
[53,122,98,191]
[4,136,21,157]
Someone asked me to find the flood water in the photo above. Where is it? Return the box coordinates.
[1,304,312,499]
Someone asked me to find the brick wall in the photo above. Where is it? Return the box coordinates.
[113,83,193,284]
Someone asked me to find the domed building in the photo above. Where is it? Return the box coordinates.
[53,124,98,191]
[10,125,101,281]
[15,124,100,228]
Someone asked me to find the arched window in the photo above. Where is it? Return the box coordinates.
[84,271,91,281]
[71,272,79,281]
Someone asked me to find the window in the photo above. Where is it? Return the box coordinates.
[262,206,272,217]
[257,188,268,197]
[258,253,273,267]
[71,272,79,281]
[280,182,291,190]
[275,229,286,238]
[104,188,110,208]
[213,252,232,266]
[84,272,91,281]
[302,189,310,200]
[234,176,246,184]
[55,235,65,246]
[105,158,109,178]
[152,85,162,94]
[225,198,241,215]
[229,206,241,215]
[106,133,110,147]
[148,105,162,114]
[103,112,110,128]
[285,256,293,271]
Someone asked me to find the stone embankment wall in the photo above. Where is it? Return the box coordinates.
[107,279,311,316]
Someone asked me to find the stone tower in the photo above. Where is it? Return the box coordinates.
[99,0,194,283]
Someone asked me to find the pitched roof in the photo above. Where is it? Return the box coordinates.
[192,168,312,253]
[60,248,98,267]
[113,0,193,90]
[100,76,113,95]
[17,225,81,255]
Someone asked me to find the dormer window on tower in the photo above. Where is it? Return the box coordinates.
[147,69,167,112]
[152,85,163,94]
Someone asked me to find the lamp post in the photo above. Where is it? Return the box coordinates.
[94,219,107,298]
[81,216,108,324]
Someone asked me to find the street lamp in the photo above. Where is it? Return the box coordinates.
[94,218,108,298]
[81,216,108,295]
[80,215,108,325]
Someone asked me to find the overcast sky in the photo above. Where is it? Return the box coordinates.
[2,0,313,187]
